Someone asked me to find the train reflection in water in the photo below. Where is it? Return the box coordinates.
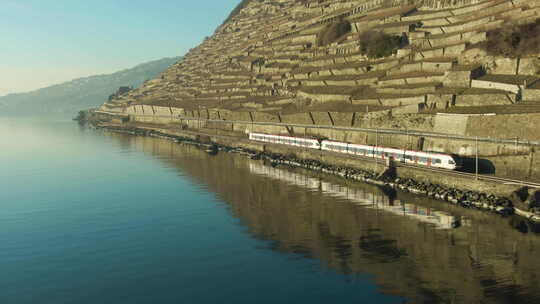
[249,162,465,230]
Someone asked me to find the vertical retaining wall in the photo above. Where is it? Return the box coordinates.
[116,106,540,180]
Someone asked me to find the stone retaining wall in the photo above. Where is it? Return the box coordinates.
[96,108,540,179]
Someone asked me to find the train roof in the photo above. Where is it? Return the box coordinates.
[250,132,319,141]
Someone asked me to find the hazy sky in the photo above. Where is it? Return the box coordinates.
[0,0,239,96]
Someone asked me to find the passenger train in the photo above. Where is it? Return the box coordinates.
[249,132,460,170]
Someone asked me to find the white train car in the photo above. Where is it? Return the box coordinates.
[322,141,377,158]
[249,132,321,149]
[321,140,458,170]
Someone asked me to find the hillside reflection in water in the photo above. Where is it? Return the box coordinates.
[110,132,540,304]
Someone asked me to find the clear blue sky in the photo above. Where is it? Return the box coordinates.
[0,0,240,95]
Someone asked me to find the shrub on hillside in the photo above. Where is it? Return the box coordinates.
[486,19,540,57]
[359,30,403,59]
[318,20,352,46]
[108,86,132,101]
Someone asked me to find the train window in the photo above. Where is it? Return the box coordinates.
[419,157,428,163]
[433,159,442,164]
[449,160,455,165]
[405,155,413,160]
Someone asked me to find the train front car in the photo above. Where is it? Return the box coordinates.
[428,153,459,170]
[401,150,455,170]
[446,154,462,170]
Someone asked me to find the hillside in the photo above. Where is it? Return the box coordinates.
[93,0,540,179]
[0,56,180,115]
[101,0,540,121]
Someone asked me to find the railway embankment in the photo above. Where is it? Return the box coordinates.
[87,109,540,180]
[79,111,540,223]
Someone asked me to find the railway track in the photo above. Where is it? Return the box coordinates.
[94,114,540,188]
[95,111,540,147]
[395,161,540,188]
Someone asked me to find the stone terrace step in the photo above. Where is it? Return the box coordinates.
[403,43,466,61]
[387,57,456,74]
[410,30,487,49]
[305,71,386,86]
[402,9,454,22]
[376,82,443,94]
[352,93,427,107]
[378,71,445,86]
[437,87,518,105]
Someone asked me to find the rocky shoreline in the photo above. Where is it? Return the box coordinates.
[91,123,535,220]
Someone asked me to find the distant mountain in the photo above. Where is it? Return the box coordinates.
[0,56,180,115]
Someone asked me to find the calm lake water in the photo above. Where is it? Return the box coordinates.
[2,117,540,304]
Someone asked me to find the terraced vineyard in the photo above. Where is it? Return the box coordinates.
[97,0,540,142]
